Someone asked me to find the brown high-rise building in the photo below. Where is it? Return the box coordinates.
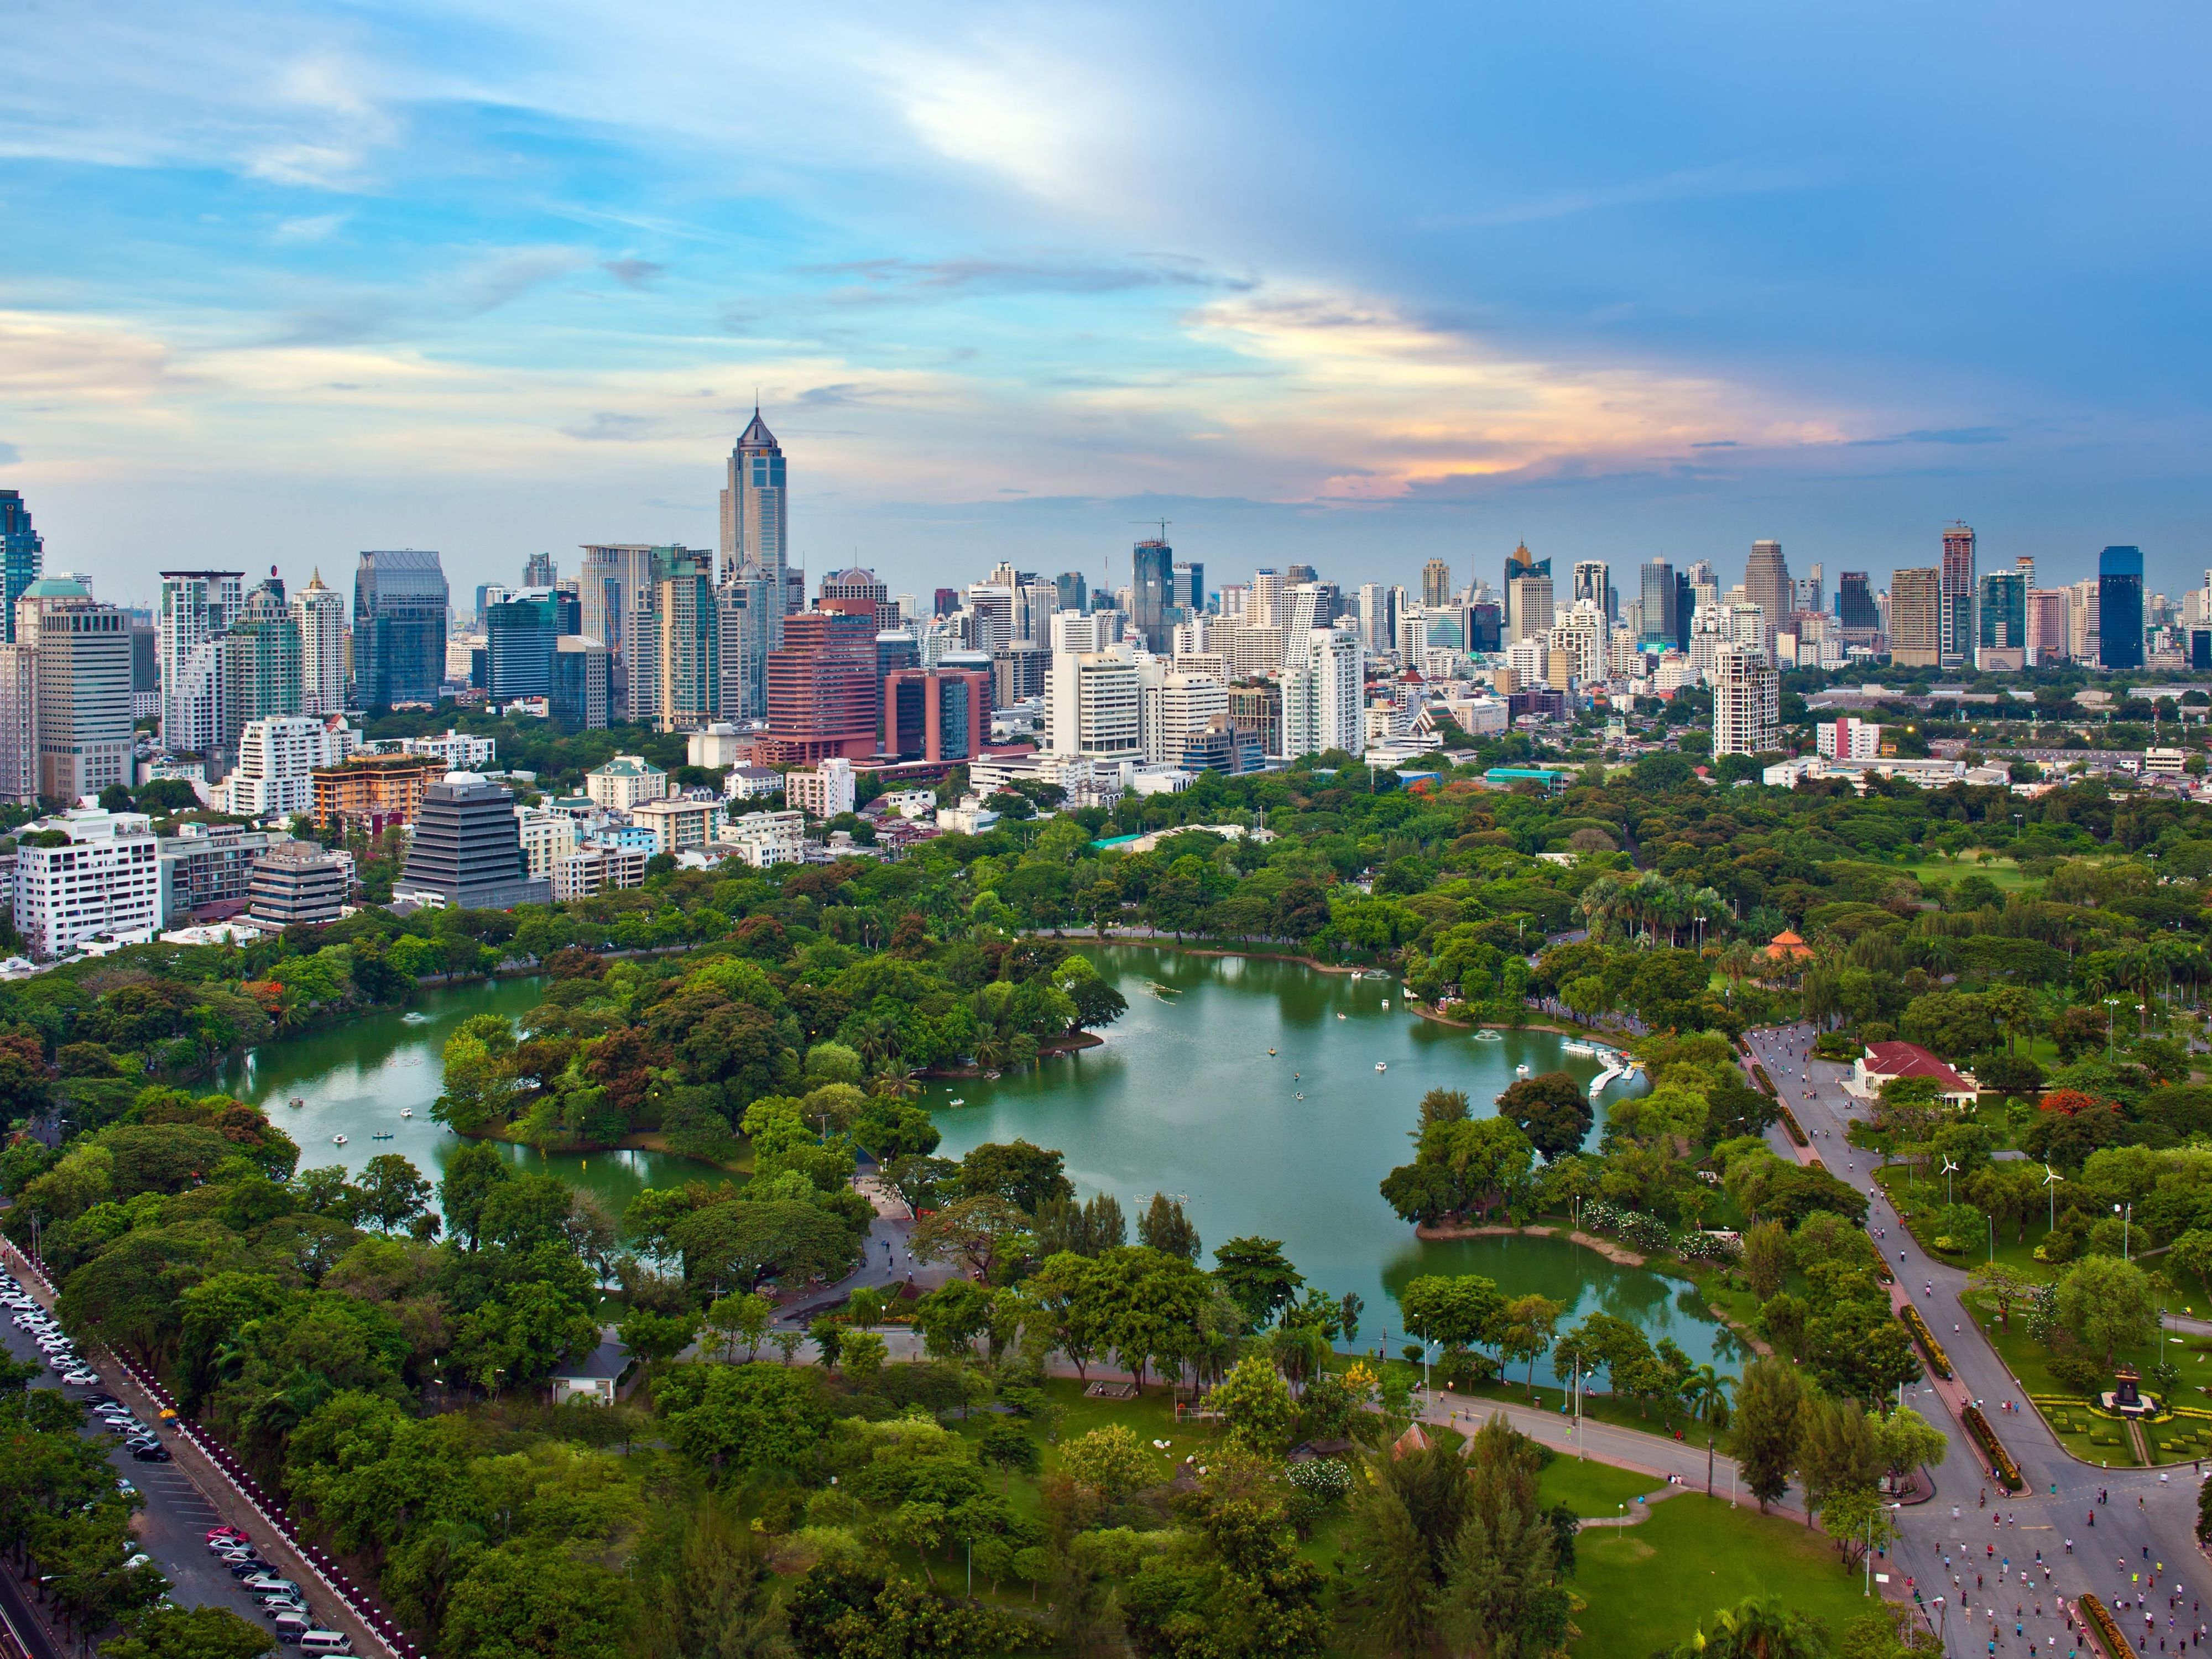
[1889,568,1943,667]
[758,611,879,764]
[1939,521,1976,667]
[2026,588,2072,664]
[884,667,992,761]
[1743,540,1791,657]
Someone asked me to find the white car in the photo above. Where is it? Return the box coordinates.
[62,1370,101,1386]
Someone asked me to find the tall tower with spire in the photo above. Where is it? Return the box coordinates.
[720,408,787,603]
[292,568,348,716]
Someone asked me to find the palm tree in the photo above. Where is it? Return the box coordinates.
[1684,1364,1731,1495]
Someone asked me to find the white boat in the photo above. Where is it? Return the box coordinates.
[1561,1041,1597,1058]
[948,1098,965,1107]
[1375,1061,1388,1072]
[287,1096,304,1109]
[1380,999,1390,1010]
[331,1134,348,1146]
[1336,1013,1347,1020]
[400,1108,413,1118]
[1515,1063,1531,1079]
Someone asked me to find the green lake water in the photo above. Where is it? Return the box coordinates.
[212,947,1741,1383]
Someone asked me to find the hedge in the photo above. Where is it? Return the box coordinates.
[2080,1593,2127,1658]
[1963,1404,2023,1492]
[1899,1305,1953,1380]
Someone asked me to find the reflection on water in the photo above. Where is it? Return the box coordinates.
[209,946,1733,1383]
[210,977,736,1222]
[927,945,1733,1384]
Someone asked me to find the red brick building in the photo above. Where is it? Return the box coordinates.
[884,667,992,761]
[757,611,879,764]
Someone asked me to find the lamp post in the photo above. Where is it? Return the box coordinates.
[2115,1202,2132,1260]
[2105,995,2124,1056]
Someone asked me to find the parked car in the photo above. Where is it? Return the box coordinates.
[131,1443,171,1463]
[296,1632,352,1655]
[62,1370,101,1386]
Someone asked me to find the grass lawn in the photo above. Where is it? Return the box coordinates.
[1539,1456,1664,1517]
[1874,1165,2058,1280]
[1572,1493,1886,1655]
[1961,1293,2212,1468]
[1446,1374,1710,1442]
[1896,853,2036,892]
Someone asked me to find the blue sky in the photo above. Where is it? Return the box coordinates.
[4,1,2211,608]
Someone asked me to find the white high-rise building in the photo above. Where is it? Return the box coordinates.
[291,570,348,716]
[1249,569,1286,628]
[159,571,241,756]
[1547,602,1609,686]
[1051,611,1115,655]
[0,643,34,805]
[1357,583,1392,653]
[1017,581,1058,645]
[1817,716,1880,760]
[1712,644,1778,757]
[1507,573,1554,644]
[1045,650,1142,760]
[13,805,161,958]
[1138,664,1231,765]
[19,577,132,803]
[1281,629,1364,759]
[217,715,352,818]
[966,585,1016,653]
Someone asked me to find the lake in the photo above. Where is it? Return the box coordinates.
[212,947,1741,1381]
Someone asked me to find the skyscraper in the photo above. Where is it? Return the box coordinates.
[1572,560,1612,622]
[221,572,302,752]
[1281,630,1364,759]
[1939,522,1976,669]
[523,551,557,588]
[0,490,43,644]
[1743,540,1790,658]
[1054,571,1089,612]
[1171,562,1204,612]
[353,550,447,708]
[1422,559,1453,608]
[1674,571,1694,651]
[649,544,721,731]
[720,408,788,603]
[1711,644,1778,757]
[1130,538,1174,651]
[159,571,242,754]
[760,609,879,763]
[0,640,33,805]
[1837,572,1879,631]
[291,570,348,716]
[1637,561,1676,648]
[1503,542,1548,640]
[486,592,562,700]
[1888,568,1943,667]
[2099,545,2145,670]
[17,576,132,801]
[1976,568,2027,671]
[2026,589,2070,665]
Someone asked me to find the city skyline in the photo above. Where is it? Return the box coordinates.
[6,4,2212,602]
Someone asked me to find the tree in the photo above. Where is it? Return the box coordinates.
[1743,1220,1792,1301]
[1969,1261,2032,1330]
[432,1014,520,1131]
[912,1278,994,1361]
[1399,1274,1506,1361]
[2056,1254,2158,1366]
[1875,1406,1948,1482]
[653,1361,831,1483]
[956,1139,1073,1214]
[440,1542,632,1659]
[703,1292,774,1362]
[908,1194,1035,1282]
[1732,1356,1807,1513]
[1137,1192,1201,1260]
[102,1604,276,1659]
[1498,1293,1566,1394]
[1214,1353,1299,1455]
[1671,1596,1834,1659]
[1058,1423,1155,1499]
[356,1152,436,1236]
[1497,1073,1594,1162]
[978,1420,1041,1490]
[1212,1235,1305,1328]
[840,1331,886,1381]
[618,1307,700,1372]
[1794,1396,1884,1532]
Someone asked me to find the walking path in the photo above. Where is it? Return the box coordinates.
[1746,1023,2208,1656]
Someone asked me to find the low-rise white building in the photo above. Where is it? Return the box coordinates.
[585,754,668,812]
[2145,747,2189,776]
[785,757,857,818]
[633,796,723,855]
[553,845,649,900]
[876,787,938,818]
[13,806,163,958]
[1816,716,1880,760]
[401,728,497,770]
[935,795,1001,835]
[723,765,785,801]
[724,809,807,867]
[687,723,750,769]
[516,806,580,879]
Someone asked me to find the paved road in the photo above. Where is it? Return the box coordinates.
[0,1262,276,1642]
[1746,1023,2209,1656]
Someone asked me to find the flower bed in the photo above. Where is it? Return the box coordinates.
[1773,1100,1809,1146]
[1962,1404,2024,1492]
[1751,1063,1776,1097]
[1898,1305,1953,1379]
[2080,1592,2128,1658]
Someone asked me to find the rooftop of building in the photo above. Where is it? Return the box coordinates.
[589,755,666,778]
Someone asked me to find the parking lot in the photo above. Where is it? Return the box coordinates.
[0,1261,322,1643]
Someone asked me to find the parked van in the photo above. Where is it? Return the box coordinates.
[268,1611,313,1644]
[297,1631,352,1655]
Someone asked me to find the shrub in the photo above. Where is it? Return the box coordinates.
[2047,1354,2104,1399]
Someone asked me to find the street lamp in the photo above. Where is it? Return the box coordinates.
[2105,995,2124,1056]
[2114,1202,2132,1260]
